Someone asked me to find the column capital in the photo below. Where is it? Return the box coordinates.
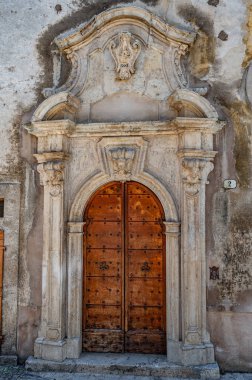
[37,162,65,196]
[34,152,69,195]
[67,222,85,233]
[178,152,216,192]
[163,221,180,235]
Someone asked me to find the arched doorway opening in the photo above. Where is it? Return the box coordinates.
[82,181,166,354]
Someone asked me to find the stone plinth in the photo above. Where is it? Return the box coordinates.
[26,353,220,379]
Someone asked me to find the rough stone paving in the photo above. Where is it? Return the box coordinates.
[0,365,251,380]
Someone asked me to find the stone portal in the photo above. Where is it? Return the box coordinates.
[25,5,224,372]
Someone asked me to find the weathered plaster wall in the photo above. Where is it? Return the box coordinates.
[0,0,251,370]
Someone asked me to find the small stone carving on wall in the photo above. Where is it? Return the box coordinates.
[37,162,64,197]
[98,137,148,180]
[109,147,136,176]
[109,32,141,80]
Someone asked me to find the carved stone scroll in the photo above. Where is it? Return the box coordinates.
[109,32,141,80]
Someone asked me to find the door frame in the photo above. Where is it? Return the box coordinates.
[67,172,180,360]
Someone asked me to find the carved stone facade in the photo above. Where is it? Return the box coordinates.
[20,7,226,374]
[1,0,252,376]
[21,8,225,373]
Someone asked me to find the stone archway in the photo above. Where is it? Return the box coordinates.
[66,171,180,360]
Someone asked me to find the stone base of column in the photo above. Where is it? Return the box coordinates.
[181,343,215,366]
[66,337,82,359]
[167,339,215,365]
[34,338,67,362]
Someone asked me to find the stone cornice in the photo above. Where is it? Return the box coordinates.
[26,118,224,138]
[25,120,75,137]
[177,149,218,160]
[174,118,225,133]
[55,6,195,52]
[34,152,69,163]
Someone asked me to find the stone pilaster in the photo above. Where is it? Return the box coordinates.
[164,222,181,362]
[179,152,216,365]
[66,222,85,358]
[34,154,68,362]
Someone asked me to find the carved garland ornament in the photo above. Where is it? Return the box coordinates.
[109,32,141,80]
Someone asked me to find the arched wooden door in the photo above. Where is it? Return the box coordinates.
[82,181,166,354]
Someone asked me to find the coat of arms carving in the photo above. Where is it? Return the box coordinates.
[109,32,141,80]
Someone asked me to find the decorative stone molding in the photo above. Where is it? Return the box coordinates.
[55,7,195,51]
[67,173,179,361]
[34,152,68,195]
[26,117,224,140]
[42,6,195,98]
[98,137,148,180]
[32,92,80,122]
[69,171,179,223]
[37,162,64,196]
[109,146,136,176]
[169,89,218,118]
[180,157,215,194]
[109,32,141,80]
[173,44,189,88]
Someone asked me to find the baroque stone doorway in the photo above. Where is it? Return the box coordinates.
[82,181,166,354]
[27,6,224,371]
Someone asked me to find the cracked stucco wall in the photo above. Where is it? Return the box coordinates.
[0,0,251,370]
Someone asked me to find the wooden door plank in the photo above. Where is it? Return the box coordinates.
[83,330,124,353]
[125,182,166,354]
[83,182,124,353]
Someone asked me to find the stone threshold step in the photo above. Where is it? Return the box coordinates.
[0,355,18,365]
[26,353,220,379]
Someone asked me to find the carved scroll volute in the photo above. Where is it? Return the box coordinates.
[37,162,64,197]
[109,32,141,80]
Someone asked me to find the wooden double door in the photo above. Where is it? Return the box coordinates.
[83,181,166,354]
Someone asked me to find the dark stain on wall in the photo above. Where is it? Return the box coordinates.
[217,199,252,305]
[231,102,251,188]
[177,5,215,79]
[17,306,41,362]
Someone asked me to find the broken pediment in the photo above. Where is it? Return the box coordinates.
[40,6,197,123]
